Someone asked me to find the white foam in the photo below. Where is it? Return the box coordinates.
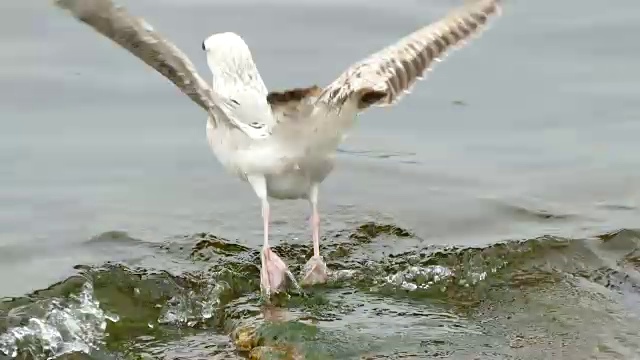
[0,282,119,359]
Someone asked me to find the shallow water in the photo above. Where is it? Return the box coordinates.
[2,0,640,358]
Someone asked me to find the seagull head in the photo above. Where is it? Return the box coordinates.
[201,32,267,95]
[201,32,254,73]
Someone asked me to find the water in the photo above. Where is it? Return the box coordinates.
[1,0,640,358]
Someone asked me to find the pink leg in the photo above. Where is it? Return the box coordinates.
[259,200,288,296]
[247,175,293,297]
[311,205,321,257]
[262,200,270,249]
[301,184,328,286]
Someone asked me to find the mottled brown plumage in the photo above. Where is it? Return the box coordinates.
[264,86,322,122]
[266,86,322,106]
[54,0,275,139]
[55,0,216,113]
[317,0,501,110]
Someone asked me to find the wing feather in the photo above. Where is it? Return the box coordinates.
[53,0,271,139]
[317,0,502,110]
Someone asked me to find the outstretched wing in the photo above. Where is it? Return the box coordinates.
[53,0,271,139]
[316,0,502,110]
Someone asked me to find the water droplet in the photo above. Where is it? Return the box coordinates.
[0,281,113,359]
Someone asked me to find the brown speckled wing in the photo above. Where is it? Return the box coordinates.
[317,0,502,110]
[54,0,217,116]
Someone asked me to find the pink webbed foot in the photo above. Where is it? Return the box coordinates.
[260,247,295,297]
[300,255,328,286]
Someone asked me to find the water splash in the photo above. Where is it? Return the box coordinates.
[385,265,455,291]
[0,281,118,359]
[157,279,229,328]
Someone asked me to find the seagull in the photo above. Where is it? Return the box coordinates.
[54,0,502,297]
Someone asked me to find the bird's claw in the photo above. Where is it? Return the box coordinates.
[300,255,329,286]
[260,247,300,297]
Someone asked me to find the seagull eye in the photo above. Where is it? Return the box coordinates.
[201,41,206,51]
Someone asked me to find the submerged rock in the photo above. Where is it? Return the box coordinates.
[249,345,302,360]
[349,222,413,242]
[190,234,253,261]
[232,323,259,352]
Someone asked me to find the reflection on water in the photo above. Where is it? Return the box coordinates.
[2,223,640,358]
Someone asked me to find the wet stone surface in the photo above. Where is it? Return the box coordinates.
[2,223,640,359]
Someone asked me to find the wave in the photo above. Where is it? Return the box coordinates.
[2,224,640,358]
